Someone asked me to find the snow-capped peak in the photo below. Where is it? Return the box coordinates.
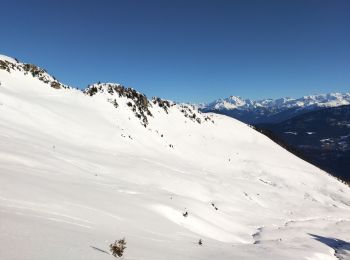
[206,96,247,110]
[202,92,350,112]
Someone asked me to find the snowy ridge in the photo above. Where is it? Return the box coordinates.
[83,82,213,127]
[0,55,350,260]
[0,54,68,90]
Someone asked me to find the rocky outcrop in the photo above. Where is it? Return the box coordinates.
[152,97,173,113]
[84,83,153,127]
[0,57,66,89]
[179,104,214,124]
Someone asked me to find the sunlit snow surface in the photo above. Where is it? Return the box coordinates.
[0,56,349,260]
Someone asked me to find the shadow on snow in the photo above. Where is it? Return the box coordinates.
[309,233,350,258]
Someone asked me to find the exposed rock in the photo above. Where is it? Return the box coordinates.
[152,97,172,113]
[0,58,66,89]
[84,83,153,127]
[179,104,207,124]
[0,56,213,128]
[51,81,61,89]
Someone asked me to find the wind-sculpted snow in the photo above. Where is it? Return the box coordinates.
[0,54,350,260]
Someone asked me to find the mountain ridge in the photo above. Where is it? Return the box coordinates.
[200,92,350,124]
[0,55,211,128]
[202,93,350,111]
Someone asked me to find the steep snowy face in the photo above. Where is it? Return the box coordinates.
[0,55,350,260]
[209,96,248,110]
[205,96,246,110]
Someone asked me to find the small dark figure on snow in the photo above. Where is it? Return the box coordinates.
[183,211,188,217]
[109,238,127,258]
[211,203,218,210]
[198,239,203,246]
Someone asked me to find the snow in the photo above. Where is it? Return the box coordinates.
[0,54,17,63]
[0,55,350,260]
[203,93,350,111]
[285,131,298,135]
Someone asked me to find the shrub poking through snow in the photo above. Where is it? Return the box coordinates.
[109,238,127,257]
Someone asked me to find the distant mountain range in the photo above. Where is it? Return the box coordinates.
[200,93,350,124]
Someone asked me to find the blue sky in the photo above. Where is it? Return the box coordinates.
[1,0,349,102]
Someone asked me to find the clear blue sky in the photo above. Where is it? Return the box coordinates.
[1,0,349,102]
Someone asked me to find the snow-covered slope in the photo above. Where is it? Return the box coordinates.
[0,55,349,260]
